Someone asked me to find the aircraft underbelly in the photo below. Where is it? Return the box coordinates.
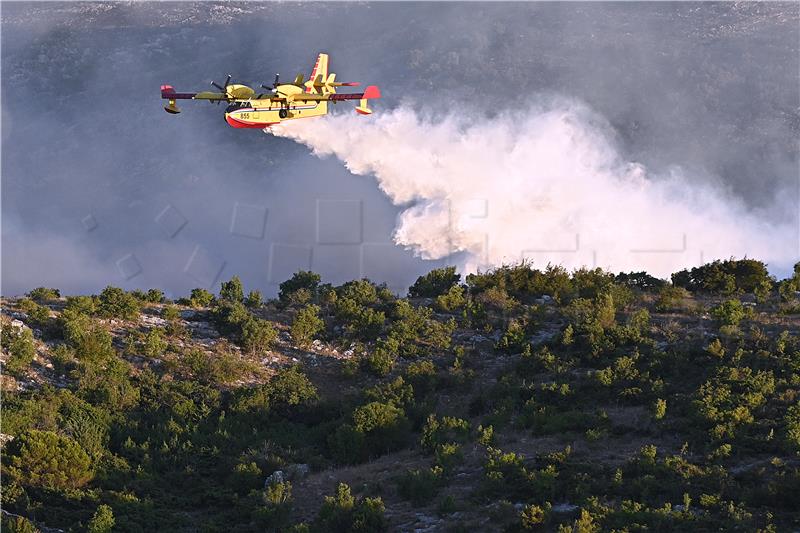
[225,102,325,128]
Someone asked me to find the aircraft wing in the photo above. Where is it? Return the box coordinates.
[269,87,380,103]
[193,91,228,101]
[161,85,227,101]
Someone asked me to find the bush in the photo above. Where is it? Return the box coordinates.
[353,401,411,457]
[19,299,50,326]
[28,287,60,301]
[711,299,751,327]
[212,300,251,339]
[496,319,529,354]
[245,290,263,308]
[267,365,318,412]
[365,345,396,377]
[280,271,321,302]
[3,430,94,491]
[1,325,35,375]
[145,288,165,303]
[421,414,470,452]
[220,275,244,302]
[97,286,140,320]
[291,305,325,347]
[137,328,163,358]
[654,285,690,312]
[258,480,293,530]
[435,284,466,312]
[672,259,773,295]
[88,505,115,533]
[615,272,667,292]
[189,288,215,307]
[396,466,443,506]
[316,483,387,533]
[408,266,460,298]
[65,295,98,315]
[242,318,278,355]
[2,515,39,533]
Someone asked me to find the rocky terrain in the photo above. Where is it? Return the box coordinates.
[2,260,800,531]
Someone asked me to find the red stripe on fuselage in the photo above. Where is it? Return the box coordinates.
[225,114,276,129]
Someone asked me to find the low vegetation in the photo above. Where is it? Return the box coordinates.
[1,258,798,531]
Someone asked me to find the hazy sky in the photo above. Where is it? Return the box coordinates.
[2,2,798,297]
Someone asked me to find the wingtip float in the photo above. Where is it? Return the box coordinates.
[160,53,381,129]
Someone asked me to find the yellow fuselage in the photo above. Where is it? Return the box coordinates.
[224,84,328,129]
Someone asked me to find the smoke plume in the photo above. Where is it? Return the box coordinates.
[276,99,794,278]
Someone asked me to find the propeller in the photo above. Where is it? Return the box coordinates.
[272,73,280,89]
[211,74,232,92]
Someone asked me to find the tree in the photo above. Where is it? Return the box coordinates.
[142,327,167,357]
[242,318,278,355]
[245,290,263,308]
[279,271,321,302]
[352,401,410,456]
[408,266,460,298]
[291,305,324,347]
[1,325,35,375]
[97,286,140,320]
[316,483,387,533]
[145,288,165,303]
[267,365,318,411]
[3,430,94,491]
[88,505,115,533]
[28,287,60,301]
[711,299,749,327]
[189,288,215,307]
[220,275,245,302]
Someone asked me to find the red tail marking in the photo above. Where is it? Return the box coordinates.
[363,85,381,99]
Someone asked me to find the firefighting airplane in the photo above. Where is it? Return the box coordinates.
[160,53,380,128]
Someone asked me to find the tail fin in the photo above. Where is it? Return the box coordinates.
[355,85,381,115]
[306,53,329,93]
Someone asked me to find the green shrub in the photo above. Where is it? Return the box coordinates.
[435,284,466,312]
[520,502,552,529]
[396,466,443,506]
[496,319,529,354]
[711,299,750,327]
[258,480,293,530]
[3,430,94,491]
[405,360,437,393]
[353,401,411,457]
[421,414,470,452]
[365,346,396,377]
[88,504,115,533]
[65,295,98,315]
[291,305,325,347]
[316,483,387,533]
[672,259,773,295]
[652,398,667,420]
[28,287,60,301]
[1,515,39,533]
[242,318,278,355]
[615,272,667,292]
[20,300,50,326]
[1,325,35,375]
[142,327,167,357]
[97,286,140,320]
[655,285,690,312]
[280,271,321,302]
[245,290,263,308]
[145,288,165,303]
[220,275,244,302]
[408,266,460,298]
[189,288,215,307]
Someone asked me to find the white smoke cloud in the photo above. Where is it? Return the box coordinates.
[270,99,795,278]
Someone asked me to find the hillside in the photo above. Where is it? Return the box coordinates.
[2,259,799,532]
